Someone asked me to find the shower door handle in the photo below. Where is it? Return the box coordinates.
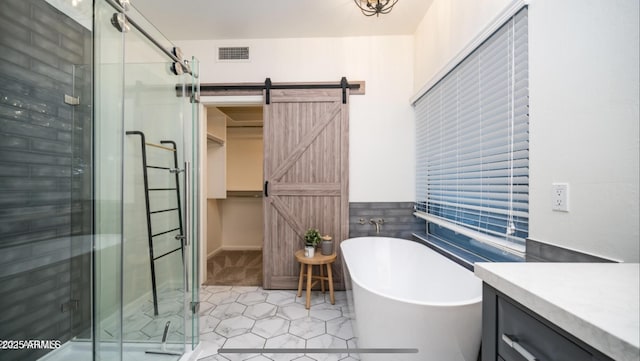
[183,161,190,294]
[183,161,190,247]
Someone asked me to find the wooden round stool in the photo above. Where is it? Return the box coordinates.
[294,250,336,309]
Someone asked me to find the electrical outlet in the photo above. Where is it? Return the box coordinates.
[552,183,569,212]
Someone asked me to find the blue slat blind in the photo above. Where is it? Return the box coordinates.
[414,8,529,253]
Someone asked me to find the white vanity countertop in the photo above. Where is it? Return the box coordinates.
[475,262,640,361]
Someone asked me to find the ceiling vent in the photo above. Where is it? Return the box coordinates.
[217,47,250,62]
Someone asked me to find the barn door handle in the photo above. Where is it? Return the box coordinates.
[264,181,269,197]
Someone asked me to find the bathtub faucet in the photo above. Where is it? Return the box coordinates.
[369,218,385,234]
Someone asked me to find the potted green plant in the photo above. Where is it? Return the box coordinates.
[303,228,322,258]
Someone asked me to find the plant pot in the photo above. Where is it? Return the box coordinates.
[321,235,333,255]
[304,246,315,258]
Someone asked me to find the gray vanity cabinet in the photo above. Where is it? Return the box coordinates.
[481,283,614,361]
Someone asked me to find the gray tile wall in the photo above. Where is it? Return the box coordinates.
[349,202,425,239]
[526,239,616,263]
[0,0,92,359]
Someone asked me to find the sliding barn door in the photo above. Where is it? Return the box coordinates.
[263,88,349,290]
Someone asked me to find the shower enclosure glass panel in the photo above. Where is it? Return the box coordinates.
[93,0,124,359]
[121,57,187,355]
[94,0,199,360]
[0,0,199,359]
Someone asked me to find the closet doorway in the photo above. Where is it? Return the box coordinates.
[202,100,264,286]
[199,80,359,290]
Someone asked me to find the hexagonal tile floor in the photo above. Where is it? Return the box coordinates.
[102,286,186,343]
[197,285,359,361]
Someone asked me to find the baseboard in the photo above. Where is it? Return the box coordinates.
[207,246,263,260]
[207,246,223,260]
[222,245,263,251]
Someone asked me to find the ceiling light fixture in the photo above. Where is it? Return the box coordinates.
[353,0,399,17]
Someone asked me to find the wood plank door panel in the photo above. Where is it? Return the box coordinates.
[263,88,348,290]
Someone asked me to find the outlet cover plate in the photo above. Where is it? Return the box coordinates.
[552,183,569,212]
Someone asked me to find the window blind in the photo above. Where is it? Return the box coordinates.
[414,7,529,253]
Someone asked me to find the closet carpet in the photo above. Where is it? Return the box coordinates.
[204,250,263,286]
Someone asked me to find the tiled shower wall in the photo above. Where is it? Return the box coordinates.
[349,202,425,239]
[0,0,92,360]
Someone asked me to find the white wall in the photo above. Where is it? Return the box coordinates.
[413,0,511,93]
[207,199,223,257]
[413,0,640,262]
[527,0,639,261]
[220,198,264,250]
[178,36,416,202]
[222,128,264,250]
[226,127,263,191]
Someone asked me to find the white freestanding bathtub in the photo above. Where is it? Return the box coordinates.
[341,237,482,361]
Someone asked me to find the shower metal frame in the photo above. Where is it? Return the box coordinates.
[105,0,194,76]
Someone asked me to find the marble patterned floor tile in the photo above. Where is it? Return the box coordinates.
[308,304,342,321]
[325,318,353,340]
[140,314,184,338]
[157,288,184,301]
[198,335,228,360]
[200,315,222,334]
[289,317,326,340]
[139,300,156,315]
[209,302,247,320]
[198,354,230,361]
[251,316,290,339]
[208,290,241,305]
[215,315,256,338]
[122,312,154,333]
[265,291,298,306]
[200,286,215,298]
[122,330,151,341]
[340,306,355,321]
[237,291,269,305]
[295,291,326,307]
[199,301,217,316]
[206,285,234,293]
[220,332,266,361]
[149,299,184,317]
[305,334,348,361]
[276,303,309,321]
[244,302,278,320]
[245,356,272,361]
[346,338,360,360]
[264,333,305,360]
[328,292,348,305]
[191,289,353,360]
[231,286,260,293]
[200,330,228,349]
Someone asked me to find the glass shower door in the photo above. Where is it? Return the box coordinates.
[121,56,188,360]
[93,1,199,359]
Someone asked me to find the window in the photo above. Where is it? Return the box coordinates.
[414,7,529,255]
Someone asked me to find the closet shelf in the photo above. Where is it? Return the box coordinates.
[207,132,225,145]
[227,190,263,198]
